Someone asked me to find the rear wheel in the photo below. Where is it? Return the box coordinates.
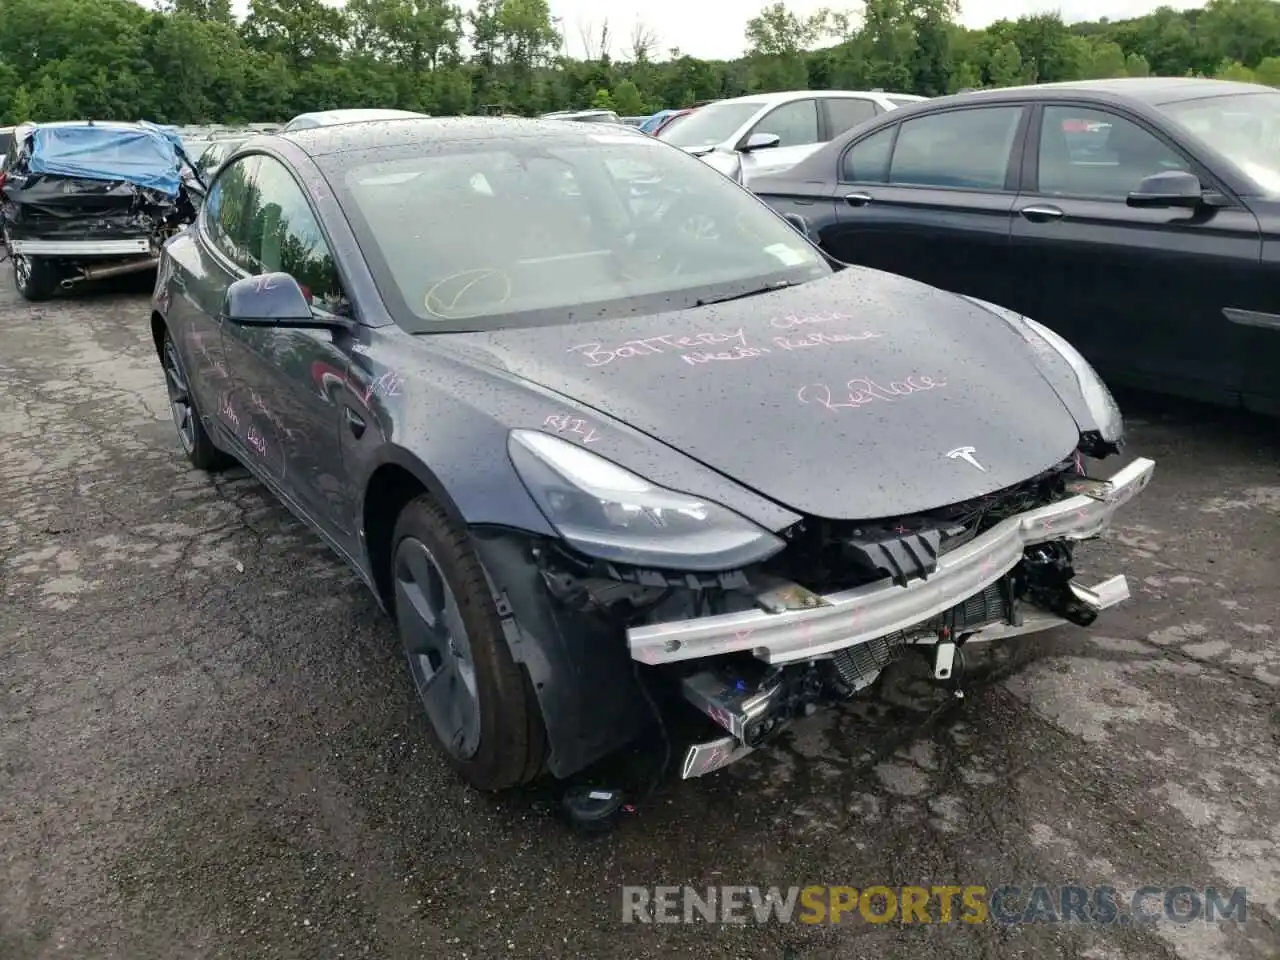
[391,495,545,790]
[12,254,59,302]
[161,330,234,471]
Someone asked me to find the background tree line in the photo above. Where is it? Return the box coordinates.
[0,0,1278,126]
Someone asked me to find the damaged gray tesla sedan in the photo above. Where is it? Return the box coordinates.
[150,117,1154,791]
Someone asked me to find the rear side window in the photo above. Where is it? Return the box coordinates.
[888,106,1024,190]
[825,97,879,137]
[840,126,895,182]
[203,156,260,272]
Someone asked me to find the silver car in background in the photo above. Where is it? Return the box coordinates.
[659,89,927,185]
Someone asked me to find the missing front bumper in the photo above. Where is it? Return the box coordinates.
[627,457,1154,667]
[678,570,1132,779]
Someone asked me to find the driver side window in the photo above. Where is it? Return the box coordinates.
[1038,106,1189,199]
[750,99,819,148]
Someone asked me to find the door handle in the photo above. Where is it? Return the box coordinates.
[844,192,873,207]
[344,407,366,439]
[1019,204,1064,222]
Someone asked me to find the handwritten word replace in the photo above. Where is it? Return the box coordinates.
[543,413,600,444]
[798,375,947,412]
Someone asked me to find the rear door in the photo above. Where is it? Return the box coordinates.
[182,154,260,442]
[1007,102,1262,405]
[824,103,1028,302]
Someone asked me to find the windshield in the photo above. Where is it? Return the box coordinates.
[330,133,829,333]
[887,96,923,108]
[1159,92,1280,194]
[659,101,764,148]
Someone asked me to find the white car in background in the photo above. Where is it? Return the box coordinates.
[281,108,429,132]
[658,89,928,185]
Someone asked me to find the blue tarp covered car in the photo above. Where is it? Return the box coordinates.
[1,120,199,301]
[26,122,184,195]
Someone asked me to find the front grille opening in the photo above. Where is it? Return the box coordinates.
[763,455,1077,593]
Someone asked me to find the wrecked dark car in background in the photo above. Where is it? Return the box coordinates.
[1,121,199,301]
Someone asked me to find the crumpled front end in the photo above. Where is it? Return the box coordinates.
[609,454,1155,778]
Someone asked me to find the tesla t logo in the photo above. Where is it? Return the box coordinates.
[947,446,986,472]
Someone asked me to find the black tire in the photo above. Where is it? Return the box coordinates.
[160,330,234,472]
[391,494,546,790]
[12,254,59,302]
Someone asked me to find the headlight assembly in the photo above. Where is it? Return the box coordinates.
[1021,317,1124,444]
[508,429,786,572]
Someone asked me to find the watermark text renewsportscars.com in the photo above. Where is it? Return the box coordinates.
[621,884,1248,926]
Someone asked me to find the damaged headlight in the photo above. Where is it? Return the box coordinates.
[1021,317,1123,444]
[508,429,785,572]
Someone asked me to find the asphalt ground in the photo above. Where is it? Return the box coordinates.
[1,271,1278,960]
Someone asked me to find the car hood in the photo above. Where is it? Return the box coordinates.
[441,268,1083,521]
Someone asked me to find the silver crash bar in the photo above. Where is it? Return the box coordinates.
[628,457,1155,666]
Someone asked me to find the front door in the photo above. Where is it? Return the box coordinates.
[1007,103,1262,405]
[738,98,823,183]
[216,154,360,541]
[825,104,1027,304]
[1237,199,1280,415]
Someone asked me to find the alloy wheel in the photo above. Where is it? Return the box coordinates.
[394,536,482,760]
[162,341,197,454]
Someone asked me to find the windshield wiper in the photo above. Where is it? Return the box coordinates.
[695,280,792,308]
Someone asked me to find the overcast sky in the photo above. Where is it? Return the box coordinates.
[219,0,1207,61]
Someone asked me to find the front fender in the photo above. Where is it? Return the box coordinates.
[958,294,1117,443]
[350,330,802,534]
[470,526,653,779]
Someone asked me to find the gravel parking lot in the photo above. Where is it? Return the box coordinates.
[1,273,1278,960]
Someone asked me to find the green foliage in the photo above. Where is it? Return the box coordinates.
[0,0,1276,125]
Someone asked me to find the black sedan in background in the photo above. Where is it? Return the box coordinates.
[150,117,1153,793]
[751,78,1280,416]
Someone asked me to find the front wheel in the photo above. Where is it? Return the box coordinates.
[12,254,59,302]
[391,495,546,790]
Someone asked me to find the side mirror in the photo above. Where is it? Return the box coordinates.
[782,212,811,238]
[1126,170,1203,209]
[222,272,315,326]
[740,132,781,153]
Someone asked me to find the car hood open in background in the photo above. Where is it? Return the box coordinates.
[445,268,1084,521]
